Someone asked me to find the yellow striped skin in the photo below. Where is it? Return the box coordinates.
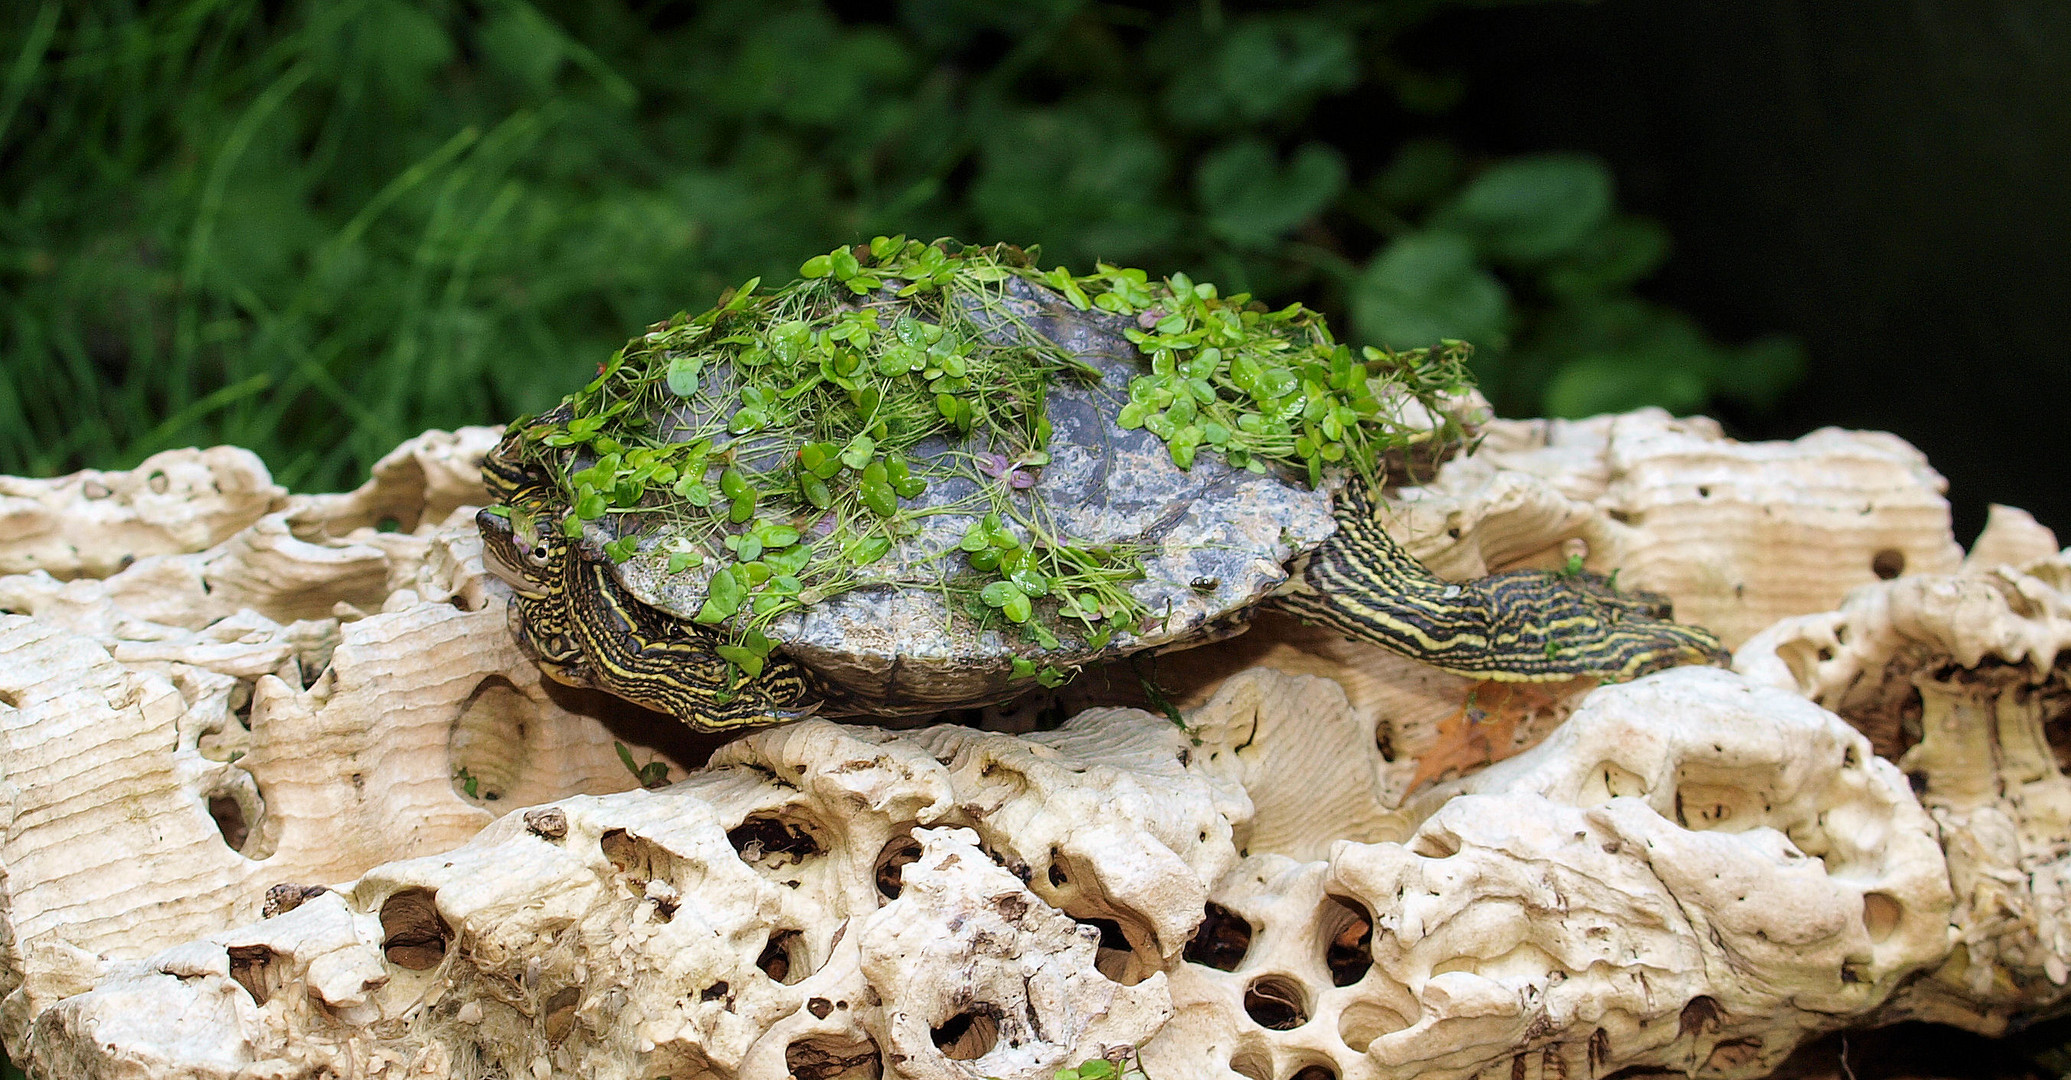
[1268,488,1728,682]
[478,443,820,729]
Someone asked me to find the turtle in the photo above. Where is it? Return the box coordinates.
[477,238,1727,731]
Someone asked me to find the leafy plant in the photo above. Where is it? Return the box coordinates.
[0,0,1799,494]
[514,238,1467,684]
[613,740,669,788]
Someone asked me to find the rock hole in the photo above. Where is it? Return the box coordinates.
[1579,761,1648,804]
[1409,831,1460,858]
[1863,892,1902,942]
[147,470,169,494]
[729,814,823,868]
[380,887,452,970]
[1291,1068,1338,1080]
[931,1007,999,1061]
[1674,782,1754,831]
[542,986,580,1045]
[1077,916,1151,985]
[448,676,541,805]
[1321,895,1374,986]
[1228,1050,1272,1080]
[1678,995,1723,1038]
[1047,850,1068,887]
[786,1034,882,1080]
[1338,1001,1413,1052]
[875,834,922,900]
[228,678,256,730]
[227,944,274,1005]
[1696,486,1711,498]
[209,793,250,852]
[1183,902,1253,971]
[1242,974,1309,1030]
[1606,508,1638,526]
[700,981,729,1002]
[758,930,807,985]
[1872,549,1906,580]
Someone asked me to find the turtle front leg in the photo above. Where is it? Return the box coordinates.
[1267,499,1729,683]
[505,536,822,730]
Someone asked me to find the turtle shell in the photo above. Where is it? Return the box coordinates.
[596,275,1337,712]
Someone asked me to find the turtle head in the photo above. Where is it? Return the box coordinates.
[478,432,566,598]
[478,503,561,598]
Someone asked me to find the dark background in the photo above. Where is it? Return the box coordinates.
[1420,0,2071,541]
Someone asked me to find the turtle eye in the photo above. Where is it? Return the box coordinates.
[528,542,550,566]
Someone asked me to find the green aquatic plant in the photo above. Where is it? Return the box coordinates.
[508,237,1472,676]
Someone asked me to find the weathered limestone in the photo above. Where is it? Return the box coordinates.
[0,414,2061,1079]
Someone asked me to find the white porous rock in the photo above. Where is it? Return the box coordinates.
[0,420,2058,1078]
[0,428,669,1051]
[1145,666,1951,1080]
[21,713,1218,1079]
[1737,513,2071,1033]
[0,445,287,580]
[1386,409,1963,648]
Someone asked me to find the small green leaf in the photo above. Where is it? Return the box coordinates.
[667,549,703,573]
[714,644,765,679]
[665,354,703,396]
[801,475,832,508]
[800,254,834,278]
[1002,592,1033,623]
[1011,658,1037,679]
[800,442,844,478]
[758,524,800,548]
[980,581,1022,608]
[695,568,743,623]
[719,467,749,500]
[860,467,897,518]
[729,408,767,434]
[845,534,891,565]
[1008,568,1050,596]
[734,535,763,562]
[840,435,877,470]
[729,491,757,524]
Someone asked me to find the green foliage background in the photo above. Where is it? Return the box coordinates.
[0,0,1802,493]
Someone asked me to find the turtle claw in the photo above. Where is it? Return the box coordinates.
[770,700,824,724]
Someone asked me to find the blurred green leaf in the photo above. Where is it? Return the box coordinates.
[1434,153,1614,265]
[1196,139,1347,249]
[1543,355,1709,419]
[1164,16,1358,126]
[1370,138,1465,213]
[1351,231,1510,350]
[0,0,1800,494]
[1542,215,1672,297]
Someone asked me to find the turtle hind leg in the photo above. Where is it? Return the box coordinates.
[1267,503,1728,683]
